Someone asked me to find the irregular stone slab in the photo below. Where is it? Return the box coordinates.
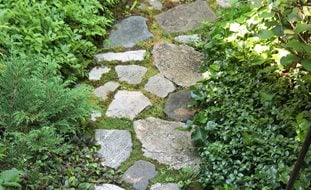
[150,183,180,190]
[89,67,111,81]
[95,184,125,190]
[106,91,151,120]
[144,74,175,98]
[105,16,153,48]
[94,50,146,63]
[155,0,216,33]
[91,110,102,122]
[164,90,194,122]
[174,34,200,44]
[134,117,200,170]
[95,129,132,169]
[152,42,203,87]
[115,65,147,85]
[94,81,120,101]
[123,160,157,190]
[145,0,163,10]
[217,0,231,8]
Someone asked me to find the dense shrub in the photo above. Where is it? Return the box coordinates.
[0,56,114,188]
[0,0,119,79]
[190,0,311,189]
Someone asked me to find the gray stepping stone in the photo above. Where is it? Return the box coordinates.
[115,65,147,85]
[123,160,157,190]
[89,67,111,81]
[174,34,200,44]
[105,16,153,48]
[95,184,125,190]
[217,0,231,8]
[91,110,102,122]
[155,0,216,33]
[152,42,203,87]
[150,183,180,190]
[94,50,146,63]
[134,117,200,170]
[106,91,151,120]
[144,74,175,98]
[94,81,120,101]
[95,129,132,169]
[141,0,163,10]
[164,90,194,122]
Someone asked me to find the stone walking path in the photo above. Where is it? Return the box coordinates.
[90,0,217,189]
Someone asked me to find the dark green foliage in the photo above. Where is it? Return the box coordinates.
[190,0,311,189]
[0,0,119,79]
[0,56,111,188]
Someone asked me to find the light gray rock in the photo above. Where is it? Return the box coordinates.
[164,90,194,122]
[115,65,147,85]
[89,67,111,81]
[91,110,102,121]
[174,34,200,44]
[216,0,232,8]
[95,129,132,169]
[152,42,203,87]
[123,160,157,190]
[94,50,146,63]
[150,183,180,190]
[95,184,125,190]
[105,16,153,48]
[144,74,175,98]
[134,117,200,170]
[155,0,216,33]
[145,0,163,10]
[94,81,120,101]
[106,91,151,120]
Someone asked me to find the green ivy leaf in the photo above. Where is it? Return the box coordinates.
[301,59,311,71]
[258,30,275,40]
[295,24,311,33]
[280,54,300,66]
[283,40,305,52]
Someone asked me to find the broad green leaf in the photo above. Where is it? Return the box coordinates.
[283,40,305,52]
[280,54,300,66]
[210,64,220,71]
[301,59,311,71]
[272,25,283,36]
[295,24,311,33]
[0,168,21,182]
[258,30,275,40]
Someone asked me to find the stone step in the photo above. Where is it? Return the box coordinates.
[94,50,146,63]
[106,90,151,120]
[89,66,110,81]
[95,129,132,169]
[134,117,200,170]
[93,81,120,101]
[115,65,147,85]
[104,16,153,48]
[95,184,125,190]
[123,160,157,190]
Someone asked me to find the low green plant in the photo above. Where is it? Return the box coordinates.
[0,56,109,188]
[0,0,119,79]
[0,168,23,190]
[189,0,311,189]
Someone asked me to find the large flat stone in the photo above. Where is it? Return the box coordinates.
[115,65,147,85]
[94,81,120,101]
[89,67,111,81]
[134,117,200,170]
[95,129,132,169]
[150,183,180,190]
[106,91,151,120]
[140,0,163,10]
[144,74,175,98]
[91,110,102,122]
[105,16,153,48]
[123,160,157,190]
[95,184,125,190]
[155,0,216,33]
[94,50,146,63]
[152,42,203,87]
[164,90,194,122]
